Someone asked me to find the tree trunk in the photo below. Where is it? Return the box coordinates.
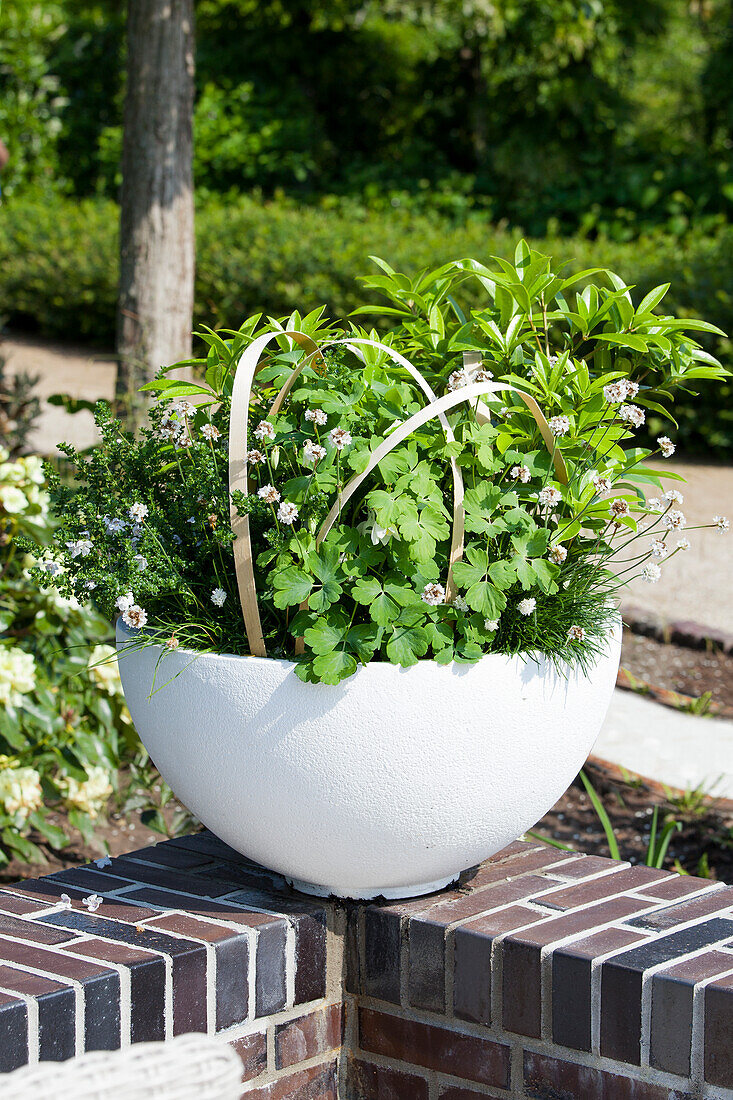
[116,0,195,429]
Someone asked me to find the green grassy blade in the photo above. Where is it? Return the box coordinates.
[580,769,620,861]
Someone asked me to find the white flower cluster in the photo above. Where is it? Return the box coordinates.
[87,644,123,698]
[115,592,147,629]
[548,544,567,564]
[538,487,562,508]
[0,764,43,823]
[657,436,675,458]
[421,582,445,605]
[603,379,639,403]
[328,427,352,451]
[510,464,531,483]
[201,423,221,442]
[302,439,327,467]
[0,647,36,706]
[619,404,645,428]
[0,450,49,519]
[59,765,114,820]
[548,415,570,437]
[305,408,327,426]
[518,597,536,615]
[447,364,494,391]
[158,400,195,444]
[254,419,276,442]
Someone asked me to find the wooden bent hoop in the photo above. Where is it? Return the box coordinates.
[229,332,567,659]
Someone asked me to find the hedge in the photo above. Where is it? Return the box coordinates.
[0,195,730,455]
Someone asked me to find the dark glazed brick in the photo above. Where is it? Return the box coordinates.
[64,937,166,1042]
[650,949,733,1076]
[38,908,208,1035]
[347,1056,429,1099]
[0,891,53,916]
[535,866,667,911]
[124,887,280,929]
[123,840,218,870]
[420,873,566,926]
[231,1030,267,1082]
[439,1088,506,1100]
[77,854,247,898]
[524,1049,693,1099]
[0,964,75,1061]
[626,885,733,930]
[601,917,733,1065]
[363,907,401,1004]
[0,936,121,1051]
[256,919,287,1016]
[275,1002,342,1069]
[0,911,77,945]
[453,925,492,1025]
[294,909,327,1004]
[501,894,655,1039]
[0,991,28,1071]
[358,1006,510,1088]
[552,927,648,1052]
[705,970,733,1087]
[244,1059,338,1099]
[408,917,446,1012]
[461,848,581,891]
[344,905,361,995]
[637,875,718,901]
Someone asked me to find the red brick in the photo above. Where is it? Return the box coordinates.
[550,855,622,880]
[243,1059,338,1099]
[143,911,247,941]
[438,1088,506,1100]
[535,866,667,911]
[651,950,733,1077]
[626,885,733,931]
[419,873,566,926]
[501,894,656,1038]
[275,1003,342,1069]
[230,1031,267,1082]
[347,1056,429,1100]
[0,891,53,916]
[704,969,733,1087]
[524,1049,693,1099]
[462,848,582,891]
[358,1007,510,1089]
[636,875,719,901]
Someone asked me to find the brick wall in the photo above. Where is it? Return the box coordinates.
[0,832,732,1097]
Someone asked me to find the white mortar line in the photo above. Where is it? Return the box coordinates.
[690,962,733,1091]
[247,926,258,1023]
[0,985,38,1064]
[285,920,296,1009]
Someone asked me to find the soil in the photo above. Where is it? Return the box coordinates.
[620,628,733,712]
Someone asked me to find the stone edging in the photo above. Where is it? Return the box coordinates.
[622,603,733,655]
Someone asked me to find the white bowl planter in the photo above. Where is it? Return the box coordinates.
[117,620,621,900]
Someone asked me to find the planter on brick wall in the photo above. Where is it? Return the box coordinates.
[117,621,621,900]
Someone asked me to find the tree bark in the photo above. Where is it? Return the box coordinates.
[116,0,195,428]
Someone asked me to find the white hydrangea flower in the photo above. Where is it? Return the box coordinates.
[201,423,221,441]
[641,563,662,583]
[258,484,280,504]
[0,648,37,707]
[328,427,352,451]
[664,489,683,505]
[66,538,93,559]
[548,544,567,564]
[59,766,113,820]
[305,408,327,426]
[87,645,122,697]
[277,501,299,525]
[619,404,645,428]
[453,595,468,612]
[128,503,148,522]
[254,420,276,442]
[211,587,227,607]
[421,582,445,606]
[115,592,135,613]
[122,605,147,629]
[302,440,327,468]
[567,625,586,642]
[0,485,28,513]
[247,449,266,465]
[548,415,570,436]
[657,436,675,458]
[0,764,42,822]
[713,515,729,533]
[518,597,537,616]
[484,618,500,631]
[662,509,686,530]
[650,539,668,558]
[510,464,531,483]
[538,487,562,507]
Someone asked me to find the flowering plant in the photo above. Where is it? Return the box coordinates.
[35,244,728,685]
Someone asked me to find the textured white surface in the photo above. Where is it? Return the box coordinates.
[117,624,621,898]
[594,689,733,797]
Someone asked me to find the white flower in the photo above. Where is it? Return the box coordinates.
[171,400,195,419]
[650,539,668,558]
[676,538,690,551]
[619,404,645,428]
[510,464,531,484]
[211,587,227,607]
[247,449,266,465]
[305,408,327,426]
[548,544,567,564]
[103,515,127,535]
[447,367,472,391]
[664,489,683,505]
[122,605,147,629]
[641,563,662,584]
[328,427,352,451]
[538,487,562,507]
[95,856,112,869]
[59,894,72,910]
[713,515,729,533]
[567,625,586,642]
[175,435,192,449]
[626,381,640,398]
[128,503,148,522]
[84,580,97,590]
[258,484,281,504]
[518,597,537,616]
[0,485,28,513]
[87,645,122,697]
[453,595,469,612]
[0,764,42,822]
[133,554,148,572]
[66,538,93,559]
[610,498,630,519]
[646,498,662,512]
[302,440,327,467]
[277,501,299,525]
[592,475,613,495]
[603,380,630,404]
[60,766,113,820]
[484,619,500,632]
[358,512,398,546]
[254,420,276,442]
[38,559,63,576]
[421,582,445,606]
[201,424,221,441]
[165,636,180,650]
[115,592,135,613]
[548,415,570,436]
[474,368,494,383]
[82,894,103,912]
[662,509,686,530]
[657,436,675,458]
[500,406,511,417]
[0,648,36,707]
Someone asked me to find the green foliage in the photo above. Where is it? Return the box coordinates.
[35,244,728,685]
